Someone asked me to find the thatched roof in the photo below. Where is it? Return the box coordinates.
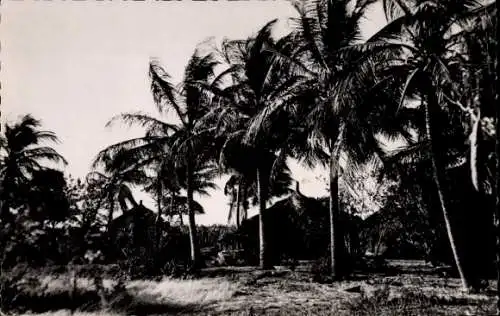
[239,183,362,263]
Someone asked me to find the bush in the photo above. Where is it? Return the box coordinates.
[311,255,333,283]
[343,286,436,316]
[0,264,33,312]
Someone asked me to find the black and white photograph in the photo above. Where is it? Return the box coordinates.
[0,0,498,314]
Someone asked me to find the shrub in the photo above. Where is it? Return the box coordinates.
[311,255,332,283]
[0,264,33,312]
[343,286,436,316]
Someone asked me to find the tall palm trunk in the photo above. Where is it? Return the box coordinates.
[186,156,200,268]
[106,194,114,233]
[242,183,248,222]
[470,59,483,193]
[169,189,175,223]
[105,194,115,256]
[329,123,345,280]
[470,109,482,191]
[256,166,270,269]
[495,89,500,315]
[236,184,241,229]
[0,182,5,220]
[495,109,500,315]
[155,179,163,255]
[171,188,183,225]
[424,89,468,291]
[493,29,500,314]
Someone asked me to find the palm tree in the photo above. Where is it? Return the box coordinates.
[199,24,300,269]
[148,53,221,268]
[223,160,294,230]
[218,132,293,268]
[224,175,250,228]
[92,136,168,254]
[95,48,220,268]
[368,0,495,290]
[0,114,67,221]
[93,122,214,256]
[207,2,397,273]
[86,168,147,231]
[259,0,403,279]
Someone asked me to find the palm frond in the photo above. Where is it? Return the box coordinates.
[149,60,187,125]
[92,136,159,169]
[21,147,68,165]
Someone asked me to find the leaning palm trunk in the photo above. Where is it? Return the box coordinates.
[329,123,345,280]
[424,90,468,291]
[496,93,500,315]
[494,38,500,315]
[186,157,200,268]
[256,166,270,269]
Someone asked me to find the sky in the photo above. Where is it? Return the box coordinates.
[1,0,386,225]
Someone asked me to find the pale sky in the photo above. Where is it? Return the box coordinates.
[1,0,386,225]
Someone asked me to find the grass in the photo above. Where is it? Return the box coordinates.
[4,260,497,315]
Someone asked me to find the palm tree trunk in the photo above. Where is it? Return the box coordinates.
[470,60,483,193]
[107,195,114,233]
[495,96,500,315]
[470,109,482,191]
[0,183,5,220]
[236,184,241,229]
[169,189,175,223]
[172,187,183,225]
[256,166,270,269]
[242,183,248,222]
[156,179,163,255]
[329,124,344,280]
[329,156,339,279]
[186,157,200,268]
[493,36,500,315]
[424,91,469,291]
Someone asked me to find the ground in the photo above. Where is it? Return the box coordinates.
[5,260,497,316]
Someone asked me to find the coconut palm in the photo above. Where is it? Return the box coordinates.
[218,132,293,268]
[93,120,214,255]
[198,23,302,269]
[254,0,410,279]
[461,10,496,194]
[367,0,496,290]
[223,160,294,230]
[94,48,220,268]
[144,162,217,224]
[92,135,172,255]
[148,55,221,268]
[224,175,250,228]
[86,167,147,231]
[206,1,404,273]
[0,114,67,221]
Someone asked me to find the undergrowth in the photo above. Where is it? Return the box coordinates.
[343,285,493,316]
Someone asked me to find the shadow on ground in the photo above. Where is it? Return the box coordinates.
[9,288,204,315]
